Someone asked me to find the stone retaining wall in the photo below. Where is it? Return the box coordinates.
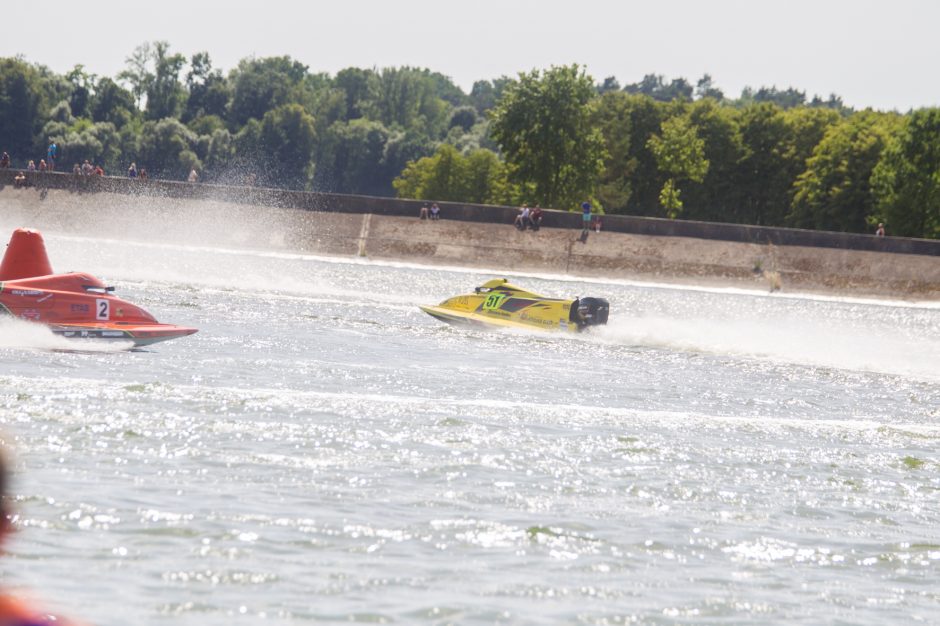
[0,184,937,299]
[1,169,937,257]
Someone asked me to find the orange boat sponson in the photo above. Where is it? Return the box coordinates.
[0,228,197,347]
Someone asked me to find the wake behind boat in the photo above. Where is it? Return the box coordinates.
[0,228,197,347]
[420,278,609,333]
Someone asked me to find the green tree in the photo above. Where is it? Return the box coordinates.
[381,129,437,190]
[871,108,940,238]
[334,67,376,121]
[183,52,230,122]
[734,103,792,225]
[59,121,123,172]
[681,98,743,222]
[469,77,511,114]
[90,77,136,128]
[647,114,709,218]
[145,42,186,120]
[607,94,665,215]
[490,64,606,209]
[790,111,896,232]
[695,74,724,101]
[137,117,201,179]
[461,148,514,204]
[624,74,694,102]
[202,128,237,182]
[65,64,96,119]
[0,58,47,161]
[364,67,450,137]
[315,118,390,195]
[259,103,317,189]
[591,91,634,211]
[118,42,153,110]
[228,56,308,127]
[393,144,513,204]
[596,76,621,94]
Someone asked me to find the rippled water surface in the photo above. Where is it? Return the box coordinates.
[1,232,939,625]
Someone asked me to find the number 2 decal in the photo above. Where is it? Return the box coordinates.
[96,298,110,320]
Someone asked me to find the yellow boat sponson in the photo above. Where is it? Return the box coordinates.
[420,278,609,333]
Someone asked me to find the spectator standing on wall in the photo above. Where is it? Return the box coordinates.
[0,152,10,168]
[579,202,592,243]
[876,223,885,237]
[27,160,35,171]
[38,160,47,172]
[139,168,148,180]
[46,142,57,171]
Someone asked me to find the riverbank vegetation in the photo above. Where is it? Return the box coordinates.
[1,44,938,238]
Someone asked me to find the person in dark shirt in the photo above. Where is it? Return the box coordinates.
[530,206,543,231]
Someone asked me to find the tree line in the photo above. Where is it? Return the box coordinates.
[1,44,938,238]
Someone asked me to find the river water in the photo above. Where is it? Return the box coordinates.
[1,231,938,625]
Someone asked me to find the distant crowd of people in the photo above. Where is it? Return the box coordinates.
[0,142,207,188]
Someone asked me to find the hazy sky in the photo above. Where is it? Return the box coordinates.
[4,0,938,111]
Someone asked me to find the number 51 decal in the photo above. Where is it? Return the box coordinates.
[482,293,506,311]
[96,298,110,320]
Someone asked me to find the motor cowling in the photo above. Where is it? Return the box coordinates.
[570,297,610,328]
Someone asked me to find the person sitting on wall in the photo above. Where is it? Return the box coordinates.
[515,204,531,230]
[530,205,543,231]
[419,203,429,219]
[876,223,885,237]
[430,203,440,220]
[139,168,148,180]
[127,162,137,178]
[27,160,35,172]
[38,160,47,172]
[13,172,27,188]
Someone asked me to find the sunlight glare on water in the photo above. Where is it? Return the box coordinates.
[1,231,938,625]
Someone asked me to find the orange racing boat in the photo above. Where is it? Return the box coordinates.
[0,228,197,347]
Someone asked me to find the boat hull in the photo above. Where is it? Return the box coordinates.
[0,228,198,347]
[50,323,199,347]
[419,279,608,333]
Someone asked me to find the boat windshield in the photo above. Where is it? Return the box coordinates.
[83,285,115,294]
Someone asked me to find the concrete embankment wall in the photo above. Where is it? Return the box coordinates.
[0,171,938,299]
[3,169,939,257]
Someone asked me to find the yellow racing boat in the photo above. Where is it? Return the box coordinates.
[419,278,609,333]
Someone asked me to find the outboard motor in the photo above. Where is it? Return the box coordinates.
[570,297,610,329]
